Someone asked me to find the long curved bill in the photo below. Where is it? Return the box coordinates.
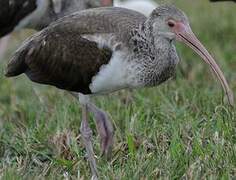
[175,22,234,106]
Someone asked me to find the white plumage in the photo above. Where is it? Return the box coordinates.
[82,34,135,94]
[90,51,132,94]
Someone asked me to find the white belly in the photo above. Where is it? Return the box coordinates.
[81,34,138,94]
[89,51,134,94]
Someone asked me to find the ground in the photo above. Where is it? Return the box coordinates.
[0,0,235,179]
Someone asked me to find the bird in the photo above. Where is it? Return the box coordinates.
[0,0,113,60]
[5,5,234,179]
[114,0,158,16]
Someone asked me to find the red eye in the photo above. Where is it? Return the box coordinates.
[168,21,175,28]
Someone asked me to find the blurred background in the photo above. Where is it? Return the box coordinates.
[0,0,235,179]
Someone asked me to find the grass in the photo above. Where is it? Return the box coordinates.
[0,0,236,179]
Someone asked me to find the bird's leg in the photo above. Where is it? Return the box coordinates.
[71,92,98,179]
[80,103,99,179]
[87,103,114,159]
[71,92,114,158]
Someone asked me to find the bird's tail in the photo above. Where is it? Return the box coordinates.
[5,37,32,77]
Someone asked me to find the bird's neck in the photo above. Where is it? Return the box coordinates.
[129,23,179,87]
[130,22,172,59]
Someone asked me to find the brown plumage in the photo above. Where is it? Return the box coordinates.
[6,29,112,94]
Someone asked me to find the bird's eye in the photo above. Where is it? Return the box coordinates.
[167,21,175,28]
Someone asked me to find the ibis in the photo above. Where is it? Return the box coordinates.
[5,5,234,179]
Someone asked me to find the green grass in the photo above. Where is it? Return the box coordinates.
[0,0,236,179]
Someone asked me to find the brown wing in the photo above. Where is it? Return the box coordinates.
[0,0,37,37]
[6,30,112,94]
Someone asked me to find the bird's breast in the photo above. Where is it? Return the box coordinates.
[133,45,179,87]
[89,51,135,94]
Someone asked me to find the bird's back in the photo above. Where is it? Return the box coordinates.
[50,7,147,42]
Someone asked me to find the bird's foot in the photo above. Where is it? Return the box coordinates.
[88,104,114,159]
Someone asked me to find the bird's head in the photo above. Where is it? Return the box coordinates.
[148,5,188,40]
[148,4,234,106]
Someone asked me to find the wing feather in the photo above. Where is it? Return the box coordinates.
[6,30,112,94]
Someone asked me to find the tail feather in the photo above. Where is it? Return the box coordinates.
[5,49,28,77]
[5,37,33,77]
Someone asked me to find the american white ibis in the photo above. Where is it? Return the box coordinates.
[114,0,158,16]
[5,5,234,179]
